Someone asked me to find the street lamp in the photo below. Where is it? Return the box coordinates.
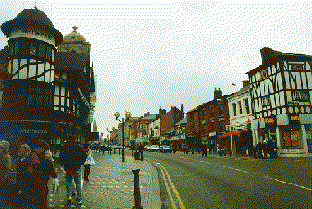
[114,111,132,162]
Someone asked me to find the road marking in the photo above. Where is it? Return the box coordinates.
[157,164,186,209]
[264,176,312,191]
[158,165,177,209]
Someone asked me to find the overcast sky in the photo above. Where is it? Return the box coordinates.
[0,0,311,135]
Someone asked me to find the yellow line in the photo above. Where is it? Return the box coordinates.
[158,165,177,209]
[160,165,186,209]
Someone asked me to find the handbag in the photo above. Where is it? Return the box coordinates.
[84,155,95,165]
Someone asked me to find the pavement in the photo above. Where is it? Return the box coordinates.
[46,150,161,209]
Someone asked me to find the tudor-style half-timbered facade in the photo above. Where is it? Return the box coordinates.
[0,7,63,157]
[247,47,312,157]
[0,8,96,158]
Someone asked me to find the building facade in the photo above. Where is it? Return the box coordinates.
[0,8,95,157]
[225,81,253,155]
[247,47,312,157]
[160,105,184,141]
[186,88,230,151]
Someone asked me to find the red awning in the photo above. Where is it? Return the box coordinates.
[219,130,242,138]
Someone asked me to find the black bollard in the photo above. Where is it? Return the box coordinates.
[119,148,121,155]
[132,169,143,209]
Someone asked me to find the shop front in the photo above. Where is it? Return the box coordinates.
[252,114,311,157]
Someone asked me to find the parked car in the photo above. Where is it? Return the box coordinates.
[159,145,172,153]
[144,145,152,151]
[148,145,160,152]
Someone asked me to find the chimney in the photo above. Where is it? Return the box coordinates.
[242,80,249,87]
[260,47,281,65]
[181,104,184,113]
[214,88,222,100]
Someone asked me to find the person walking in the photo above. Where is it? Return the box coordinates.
[59,137,87,205]
[27,140,57,209]
[0,140,15,195]
[202,143,207,157]
[16,144,32,206]
[84,145,95,182]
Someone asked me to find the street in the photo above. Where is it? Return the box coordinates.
[142,150,311,209]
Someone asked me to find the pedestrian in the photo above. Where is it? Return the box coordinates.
[59,137,87,205]
[84,145,95,182]
[16,144,32,206]
[0,140,15,194]
[202,143,207,157]
[27,140,58,209]
[139,143,144,160]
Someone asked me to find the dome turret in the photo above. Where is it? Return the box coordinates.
[63,26,88,43]
[1,7,63,46]
[58,26,91,54]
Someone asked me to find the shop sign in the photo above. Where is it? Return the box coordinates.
[264,116,276,126]
[281,149,304,154]
[289,114,300,126]
[19,129,48,134]
[209,132,216,137]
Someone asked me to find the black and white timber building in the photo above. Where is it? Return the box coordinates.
[0,7,95,157]
[247,47,312,157]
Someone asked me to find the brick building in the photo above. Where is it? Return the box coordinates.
[186,88,230,151]
[160,105,184,140]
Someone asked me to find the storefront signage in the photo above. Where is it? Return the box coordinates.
[289,114,300,126]
[281,149,304,154]
[19,129,48,134]
[264,116,276,126]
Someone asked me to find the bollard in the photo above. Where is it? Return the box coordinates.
[119,148,121,155]
[132,169,143,209]
[114,148,116,154]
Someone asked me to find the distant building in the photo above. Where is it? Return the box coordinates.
[160,105,184,143]
[129,112,159,144]
[247,47,312,157]
[186,88,229,151]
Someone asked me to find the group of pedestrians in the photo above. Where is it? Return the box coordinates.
[0,137,96,209]
[250,140,278,159]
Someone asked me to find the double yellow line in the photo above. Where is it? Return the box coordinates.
[156,163,185,209]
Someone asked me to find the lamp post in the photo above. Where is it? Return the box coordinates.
[114,111,131,162]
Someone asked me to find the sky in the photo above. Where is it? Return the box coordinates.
[0,0,311,135]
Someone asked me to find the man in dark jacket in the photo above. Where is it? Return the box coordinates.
[59,138,87,205]
[30,140,57,209]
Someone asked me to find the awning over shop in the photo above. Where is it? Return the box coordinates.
[219,129,248,138]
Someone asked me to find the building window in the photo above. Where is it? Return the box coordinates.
[238,101,242,115]
[19,41,29,57]
[244,99,250,114]
[290,63,304,71]
[29,42,37,56]
[262,96,271,107]
[232,103,237,116]
[292,90,310,102]
[281,126,303,149]
[46,46,52,61]
[38,43,46,60]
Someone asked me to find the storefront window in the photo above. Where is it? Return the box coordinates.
[281,126,302,149]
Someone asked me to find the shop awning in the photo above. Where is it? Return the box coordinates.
[218,130,248,138]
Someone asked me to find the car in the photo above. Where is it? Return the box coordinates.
[159,145,172,153]
[148,145,160,152]
[144,145,152,151]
